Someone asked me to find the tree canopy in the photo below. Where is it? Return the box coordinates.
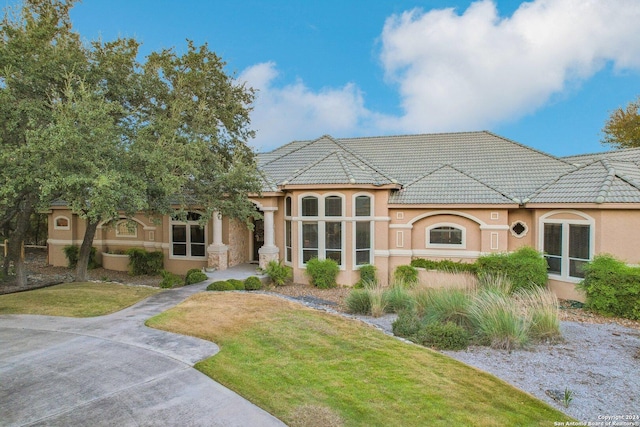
[1,0,260,284]
[602,96,640,149]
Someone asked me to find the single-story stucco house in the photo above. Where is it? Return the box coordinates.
[47,131,640,300]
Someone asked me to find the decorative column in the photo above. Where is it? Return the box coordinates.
[258,207,279,269]
[207,211,228,271]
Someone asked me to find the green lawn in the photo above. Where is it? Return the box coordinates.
[0,282,161,317]
[147,292,569,427]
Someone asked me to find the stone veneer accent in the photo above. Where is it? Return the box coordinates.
[228,219,250,267]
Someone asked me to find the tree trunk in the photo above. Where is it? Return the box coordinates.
[5,195,36,286]
[75,219,99,282]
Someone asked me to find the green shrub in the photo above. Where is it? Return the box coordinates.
[578,255,640,320]
[206,280,235,291]
[228,278,245,290]
[356,264,377,288]
[416,321,470,350]
[305,258,339,289]
[383,285,414,313]
[476,246,547,292]
[63,245,97,269]
[345,289,371,315]
[159,270,183,289]
[392,309,422,340]
[125,248,164,276]
[411,259,478,274]
[244,276,263,291]
[393,265,418,286]
[185,269,208,285]
[262,260,292,287]
[420,288,473,330]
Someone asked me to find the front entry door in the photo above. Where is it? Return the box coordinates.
[252,218,264,262]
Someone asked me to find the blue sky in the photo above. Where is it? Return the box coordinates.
[11,0,640,155]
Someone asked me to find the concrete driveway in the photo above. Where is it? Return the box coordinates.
[0,267,285,427]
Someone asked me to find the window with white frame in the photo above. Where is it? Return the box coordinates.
[299,194,344,266]
[171,212,206,258]
[54,216,70,230]
[543,221,591,279]
[354,194,372,266]
[427,223,465,248]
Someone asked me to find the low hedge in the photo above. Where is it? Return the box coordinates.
[185,269,208,285]
[476,247,547,292]
[125,248,164,276]
[409,247,548,292]
[228,278,245,290]
[416,321,470,350]
[244,276,262,291]
[578,255,640,320]
[206,280,235,291]
[410,258,478,274]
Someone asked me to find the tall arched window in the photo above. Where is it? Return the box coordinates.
[426,223,466,249]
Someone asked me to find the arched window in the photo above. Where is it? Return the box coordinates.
[540,211,594,280]
[115,219,137,237]
[427,223,466,248]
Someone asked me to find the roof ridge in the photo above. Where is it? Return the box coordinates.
[605,160,640,193]
[259,135,335,168]
[563,146,640,160]
[595,160,617,204]
[483,131,576,167]
[330,136,399,184]
[335,152,357,184]
[335,130,491,142]
[280,149,339,185]
[526,159,603,201]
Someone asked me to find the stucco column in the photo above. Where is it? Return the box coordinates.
[207,211,228,271]
[258,207,279,269]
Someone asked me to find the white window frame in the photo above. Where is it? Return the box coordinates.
[170,213,207,259]
[426,223,466,249]
[539,210,595,283]
[352,192,374,268]
[297,193,346,269]
[53,216,71,230]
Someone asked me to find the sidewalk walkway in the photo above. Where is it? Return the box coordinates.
[0,265,284,427]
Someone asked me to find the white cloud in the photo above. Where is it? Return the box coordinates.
[380,0,640,132]
[238,62,377,151]
[241,1,640,149]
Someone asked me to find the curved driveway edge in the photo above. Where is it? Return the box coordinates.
[0,267,285,426]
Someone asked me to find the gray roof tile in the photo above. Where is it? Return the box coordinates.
[258,132,640,204]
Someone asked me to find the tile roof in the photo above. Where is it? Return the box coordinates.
[528,159,640,204]
[258,132,640,205]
